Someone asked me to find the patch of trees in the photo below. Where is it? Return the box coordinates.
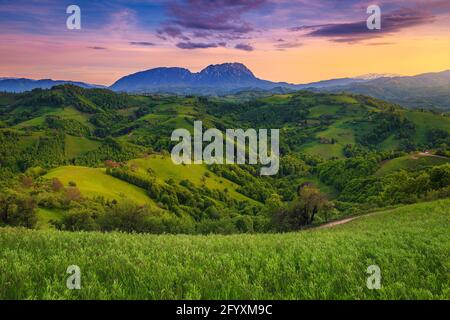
[74,138,146,166]
[339,164,450,205]
[54,199,268,234]
[0,190,37,228]
[317,155,380,191]
[279,128,310,153]
[107,166,260,221]
[272,185,332,231]
[20,131,65,170]
[89,112,128,137]
[209,164,274,202]
[427,129,450,149]
[359,109,416,148]
[45,116,90,137]
[0,130,22,172]
[0,130,72,173]
[278,155,310,176]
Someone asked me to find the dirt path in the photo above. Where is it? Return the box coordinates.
[317,210,381,229]
[317,216,359,229]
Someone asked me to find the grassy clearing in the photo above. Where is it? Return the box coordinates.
[36,208,63,230]
[16,131,43,150]
[308,105,340,118]
[0,199,448,299]
[300,141,344,159]
[44,166,157,206]
[378,134,400,151]
[332,95,358,104]
[260,95,293,105]
[376,153,450,176]
[64,135,101,159]
[15,107,91,129]
[316,121,355,145]
[405,111,450,144]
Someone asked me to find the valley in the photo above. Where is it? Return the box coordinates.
[0,85,449,234]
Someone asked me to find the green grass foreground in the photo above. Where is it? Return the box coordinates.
[0,199,449,300]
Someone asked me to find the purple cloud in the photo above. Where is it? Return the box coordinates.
[275,42,302,49]
[293,8,435,43]
[157,26,184,38]
[129,41,155,46]
[235,43,254,51]
[157,0,268,49]
[167,0,267,34]
[87,46,107,50]
[176,42,219,49]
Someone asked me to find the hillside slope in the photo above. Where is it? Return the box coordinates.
[0,198,448,299]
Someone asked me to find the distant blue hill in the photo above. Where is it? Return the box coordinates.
[0,78,105,93]
[317,70,450,110]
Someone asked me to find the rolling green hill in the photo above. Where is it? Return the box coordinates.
[1,85,449,235]
[375,153,450,176]
[2,86,450,163]
[44,166,158,207]
[404,110,450,144]
[1,198,448,299]
[15,107,91,129]
[128,155,255,203]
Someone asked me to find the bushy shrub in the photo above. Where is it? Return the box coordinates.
[272,186,331,231]
[55,208,98,231]
[0,191,37,228]
[98,201,151,233]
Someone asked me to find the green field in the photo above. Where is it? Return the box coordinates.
[376,153,450,176]
[65,135,101,159]
[15,107,91,128]
[300,141,344,159]
[44,166,157,206]
[308,104,341,118]
[405,111,450,144]
[0,199,448,299]
[316,120,356,148]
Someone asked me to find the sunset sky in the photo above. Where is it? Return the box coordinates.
[1,0,450,85]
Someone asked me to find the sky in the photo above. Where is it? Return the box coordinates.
[0,0,449,86]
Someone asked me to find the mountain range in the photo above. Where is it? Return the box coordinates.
[0,63,390,95]
[110,63,296,94]
[1,63,450,109]
[316,70,450,110]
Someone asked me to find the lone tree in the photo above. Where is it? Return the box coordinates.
[273,184,331,231]
[294,185,330,225]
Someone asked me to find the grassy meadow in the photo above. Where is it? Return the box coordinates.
[0,199,448,300]
[44,166,158,207]
[375,153,450,176]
